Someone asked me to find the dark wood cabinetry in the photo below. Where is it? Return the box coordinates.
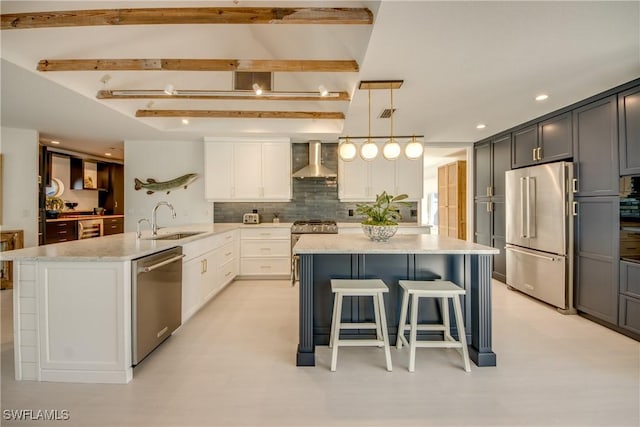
[574,196,619,324]
[573,95,619,196]
[70,158,109,191]
[99,163,124,215]
[512,113,572,169]
[619,85,640,176]
[103,217,124,235]
[45,221,77,244]
[473,133,510,282]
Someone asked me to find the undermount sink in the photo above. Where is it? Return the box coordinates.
[150,231,204,240]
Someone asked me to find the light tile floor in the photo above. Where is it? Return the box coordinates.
[1,279,639,426]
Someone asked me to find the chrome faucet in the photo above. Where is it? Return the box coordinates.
[136,218,151,239]
[151,201,176,236]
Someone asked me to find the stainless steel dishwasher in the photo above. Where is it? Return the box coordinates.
[132,247,183,365]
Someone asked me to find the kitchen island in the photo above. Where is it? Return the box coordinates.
[293,233,499,367]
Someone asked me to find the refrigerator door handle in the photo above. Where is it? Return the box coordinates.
[520,177,527,238]
[528,177,536,238]
[505,245,557,262]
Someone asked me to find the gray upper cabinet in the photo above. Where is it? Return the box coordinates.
[474,141,491,198]
[619,85,640,176]
[511,125,538,169]
[538,113,573,163]
[511,113,572,169]
[492,134,511,198]
[573,95,619,196]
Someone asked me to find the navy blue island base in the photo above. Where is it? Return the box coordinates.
[295,249,497,368]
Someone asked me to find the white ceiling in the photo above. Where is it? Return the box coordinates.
[1,1,639,161]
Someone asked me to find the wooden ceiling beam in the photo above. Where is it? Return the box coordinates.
[135,110,345,119]
[98,90,351,101]
[38,59,359,72]
[2,7,373,30]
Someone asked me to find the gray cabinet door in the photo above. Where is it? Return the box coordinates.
[539,113,572,163]
[492,200,506,282]
[574,196,619,324]
[619,85,640,176]
[474,200,492,247]
[573,95,619,196]
[492,134,511,198]
[512,125,538,169]
[474,142,491,198]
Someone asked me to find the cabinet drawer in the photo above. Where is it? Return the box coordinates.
[241,240,290,257]
[241,227,290,240]
[619,294,640,335]
[217,241,237,266]
[103,218,124,235]
[182,231,237,262]
[45,221,77,243]
[218,258,237,286]
[240,257,290,275]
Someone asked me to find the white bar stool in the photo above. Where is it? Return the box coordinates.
[329,279,392,372]
[396,280,471,372]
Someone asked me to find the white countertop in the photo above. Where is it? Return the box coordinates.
[0,223,247,262]
[293,233,498,255]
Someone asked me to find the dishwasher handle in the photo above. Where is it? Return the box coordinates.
[140,254,185,273]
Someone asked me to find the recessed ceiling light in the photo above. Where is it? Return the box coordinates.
[535,94,549,101]
[181,118,189,125]
[318,85,329,97]
[104,152,112,156]
[476,124,486,129]
[50,140,61,144]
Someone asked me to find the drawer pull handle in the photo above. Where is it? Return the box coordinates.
[225,271,232,277]
[59,230,67,234]
[260,265,272,269]
[225,252,232,256]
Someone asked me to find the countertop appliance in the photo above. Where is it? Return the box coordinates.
[243,213,260,224]
[132,247,183,365]
[78,218,103,239]
[291,220,338,284]
[505,162,575,313]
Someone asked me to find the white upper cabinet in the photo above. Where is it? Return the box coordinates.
[204,138,291,201]
[338,141,423,201]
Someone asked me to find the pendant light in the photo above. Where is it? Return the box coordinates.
[405,135,424,160]
[360,87,378,161]
[338,136,357,161]
[382,85,401,160]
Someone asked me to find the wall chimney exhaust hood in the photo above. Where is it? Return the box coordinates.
[292,141,337,179]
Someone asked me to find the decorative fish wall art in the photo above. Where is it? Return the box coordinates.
[134,173,199,195]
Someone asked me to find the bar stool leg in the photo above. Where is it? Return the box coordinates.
[409,293,419,372]
[330,293,344,372]
[377,292,392,372]
[396,287,409,349]
[372,294,383,344]
[441,296,452,341]
[329,292,339,349]
[452,295,471,372]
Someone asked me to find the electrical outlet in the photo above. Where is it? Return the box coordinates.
[348,209,354,216]
[410,209,417,217]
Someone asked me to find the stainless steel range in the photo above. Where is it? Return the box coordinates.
[291,220,338,284]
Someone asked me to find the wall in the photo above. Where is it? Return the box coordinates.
[0,127,39,247]
[214,143,418,223]
[50,154,99,211]
[124,140,212,232]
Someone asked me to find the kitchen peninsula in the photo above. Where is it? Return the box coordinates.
[2,223,240,384]
[293,233,499,367]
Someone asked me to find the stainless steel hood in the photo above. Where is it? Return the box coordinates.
[292,141,337,179]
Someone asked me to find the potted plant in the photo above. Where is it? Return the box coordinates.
[45,196,64,219]
[355,191,411,241]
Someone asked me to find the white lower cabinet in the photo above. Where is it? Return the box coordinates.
[240,227,291,276]
[181,230,238,322]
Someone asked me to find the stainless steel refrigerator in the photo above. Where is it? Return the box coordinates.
[505,161,576,313]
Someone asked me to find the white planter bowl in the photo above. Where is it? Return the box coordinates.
[361,224,398,242]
